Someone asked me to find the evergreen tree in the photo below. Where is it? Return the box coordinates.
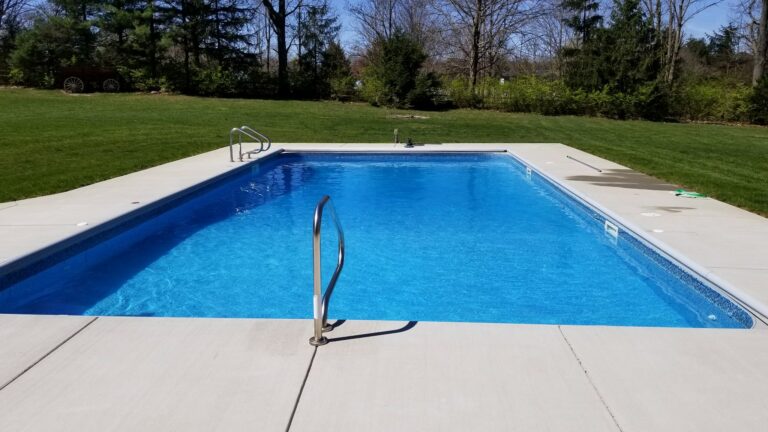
[158,0,208,91]
[97,0,146,66]
[560,0,602,45]
[50,0,99,63]
[707,24,739,74]
[362,30,427,107]
[10,16,84,85]
[205,0,250,64]
[603,0,660,93]
[295,1,340,97]
[560,0,603,89]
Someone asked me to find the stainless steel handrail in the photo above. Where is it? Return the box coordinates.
[228,126,272,162]
[240,126,272,152]
[309,195,345,346]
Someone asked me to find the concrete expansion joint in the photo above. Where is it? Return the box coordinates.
[0,202,18,212]
[557,326,625,432]
[285,346,318,432]
[0,316,99,393]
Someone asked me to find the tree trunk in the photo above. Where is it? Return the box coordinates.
[263,0,289,97]
[469,0,483,92]
[664,0,682,84]
[753,0,768,85]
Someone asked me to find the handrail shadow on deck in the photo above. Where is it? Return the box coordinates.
[326,320,418,343]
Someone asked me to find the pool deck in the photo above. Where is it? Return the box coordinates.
[1,143,767,431]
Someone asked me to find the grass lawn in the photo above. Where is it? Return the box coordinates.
[1,88,767,215]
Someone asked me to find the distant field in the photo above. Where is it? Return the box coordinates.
[1,88,767,215]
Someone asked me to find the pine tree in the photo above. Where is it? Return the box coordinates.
[603,0,660,93]
[295,1,340,97]
[560,0,603,45]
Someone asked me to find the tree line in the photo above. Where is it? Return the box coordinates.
[1,0,766,122]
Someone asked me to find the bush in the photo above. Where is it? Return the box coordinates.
[672,80,751,122]
[406,72,448,110]
[128,69,167,92]
[329,75,357,100]
[442,75,759,122]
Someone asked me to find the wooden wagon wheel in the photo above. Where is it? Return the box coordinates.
[102,78,120,92]
[63,76,85,93]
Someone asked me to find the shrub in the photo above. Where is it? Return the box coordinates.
[672,80,751,122]
[406,72,448,110]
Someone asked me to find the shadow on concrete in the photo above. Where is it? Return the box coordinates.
[650,206,696,213]
[565,169,677,191]
[326,320,418,343]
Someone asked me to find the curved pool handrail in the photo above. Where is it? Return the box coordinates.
[228,126,272,162]
[309,195,345,346]
[240,126,272,152]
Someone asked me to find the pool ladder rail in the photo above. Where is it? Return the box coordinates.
[309,195,345,346]
[229,126,271,162]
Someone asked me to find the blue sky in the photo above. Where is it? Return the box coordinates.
[685,0,739,38]
[328,0,739,46]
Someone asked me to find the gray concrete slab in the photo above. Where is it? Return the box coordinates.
[0,314,94,389]
[0,317,314,432]
[561,326,768,432]
[290,321,619,432]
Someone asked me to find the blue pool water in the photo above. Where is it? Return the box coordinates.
[0,153,751,328]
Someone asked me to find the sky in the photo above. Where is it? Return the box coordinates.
[328,0,741,48]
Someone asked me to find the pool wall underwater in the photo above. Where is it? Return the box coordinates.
[0,150,756,328]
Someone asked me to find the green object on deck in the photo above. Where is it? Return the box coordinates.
[675,189,707,198]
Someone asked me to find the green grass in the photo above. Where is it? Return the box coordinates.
[1,88,767,215]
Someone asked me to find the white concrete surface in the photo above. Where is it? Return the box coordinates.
[0,317,314,431]
[291,321,619,432]
[0,314,93,389]
[561,325,768,432]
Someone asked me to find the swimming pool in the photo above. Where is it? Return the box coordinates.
[0,152,753,328]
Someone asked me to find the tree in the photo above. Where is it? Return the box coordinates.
[9,16,84,85]
[362,30,427,106]
[753,0,767,85]
[350,0,400,44]
[663,0,723,84]
[561,0,602,45]
[0,0,29,80]
[158,0,209,91]
[296,1,339,86]
[322,41,354,98]
[96,0,149,67]
[562,0,661,94]
[604,0,661,92]
[261,0,302,96]
[438,0,537,91]
[560,0,603,89]
[205,0,250,64]
[707,24,739,75]
[349,0,439,53]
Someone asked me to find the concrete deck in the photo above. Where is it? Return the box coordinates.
[1,143,767,430]
[1,316,767,431]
